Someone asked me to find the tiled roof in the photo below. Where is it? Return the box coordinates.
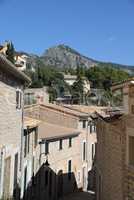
[111,78,134,90]
[38,121,80,140]
[95,107,124,121]
[64,105,106,115]
[24,117,41,129]
[40,103,89,119]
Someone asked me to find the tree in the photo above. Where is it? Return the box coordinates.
[71,65,84,104]
[6,41,15,63]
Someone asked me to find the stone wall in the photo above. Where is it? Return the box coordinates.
[0,81,22,146]
[0,79,23,198]
[24,105,79,129]
[96,118,125,200]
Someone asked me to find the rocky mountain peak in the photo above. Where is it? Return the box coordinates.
[41,44,97,69]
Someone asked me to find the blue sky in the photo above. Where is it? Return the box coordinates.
[0,0,134,65]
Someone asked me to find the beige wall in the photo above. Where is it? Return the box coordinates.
[21,127,88,199]
[0,81,22,146]
[24,104,97,197]
[96,118,125,200]
[24,105,79,129]
[96,114,134,200]
[24,87,49,105]
[0,80,23,198]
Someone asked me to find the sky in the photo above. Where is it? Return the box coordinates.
[0,0,134,65]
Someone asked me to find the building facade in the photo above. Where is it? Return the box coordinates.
[24,103,98,198]
[24,87,49,105]
[0,54,30,199]
[96,79,134,200]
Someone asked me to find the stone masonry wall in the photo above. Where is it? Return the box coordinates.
[0,80,22,147]
[24,105,78,129]
[96,118,124,200]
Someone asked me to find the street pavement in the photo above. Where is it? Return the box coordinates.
[61,191,95,200]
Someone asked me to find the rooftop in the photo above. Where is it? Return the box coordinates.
[63,105,107,115]
[38,121,80,141]
[64,74,77,80]
[111,78,134,91]
[40,103,90,119]
[24,117,41,129]
[0,54,31,84]
[64,74,88,81]
[95,107,124,121]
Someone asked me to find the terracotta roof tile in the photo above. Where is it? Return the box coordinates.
[38,121,80,140]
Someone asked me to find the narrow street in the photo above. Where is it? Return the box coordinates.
[61,191,95,200]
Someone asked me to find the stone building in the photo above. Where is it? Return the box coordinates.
[64,74,91,94]
[23,103,100,199]
[0,41,32,72]
[14,52,29,71]
[95,79,134,200]
[24,87,49,105]
[22,117,83,200]
[0,54,30,199]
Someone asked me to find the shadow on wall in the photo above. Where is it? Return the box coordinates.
[87,153,97,195]
[23,163,79,200]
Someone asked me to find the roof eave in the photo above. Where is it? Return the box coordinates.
[0,54,31,84]
[39,132,80,142]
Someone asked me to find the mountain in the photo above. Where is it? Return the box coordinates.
[27,44,134,74]
[40,44,97,69]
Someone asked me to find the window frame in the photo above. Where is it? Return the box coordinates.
[34,127,38,148]
[45,142,49,155]
[128,136,134,166]
[69,138,72,148]
[59,139,63,150]
[68,160,72,180]
[83,141,86,161]
[83,120,86,129]
[16,89,22,110]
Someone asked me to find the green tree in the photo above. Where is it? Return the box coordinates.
[6,41,15,63]
[71,65,84,104]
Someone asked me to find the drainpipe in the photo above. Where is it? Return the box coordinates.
[86,119,89,191]
[20,86,25,199]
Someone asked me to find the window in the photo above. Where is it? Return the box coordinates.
[89,121,96,134]
[45,142,49,155]
[34,128,38,148]
[27,134,30,153]
[16,90,22,109]
[59,139,63,150]
[131,105,134,114]
[24,131,27,157]
[13,153,18,189]
[83,120,86,129]
[69,138,72,148]
[68,160,72,180]
[92,144,95,160]
[24,130,30,157]
[83,142,86,161]
[32,156,34,174]
[90,125,92,133]
[129,136,134,166]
